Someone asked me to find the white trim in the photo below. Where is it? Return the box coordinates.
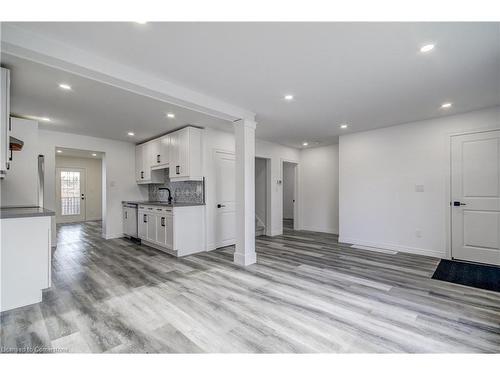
[339,237,446,259]
[301,225,339,235]
[280,159,301,231]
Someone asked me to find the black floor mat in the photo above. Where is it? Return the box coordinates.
[432,259,500,293]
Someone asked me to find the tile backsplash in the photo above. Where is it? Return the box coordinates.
[149,171,204,204]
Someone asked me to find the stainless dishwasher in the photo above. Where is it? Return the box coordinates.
[122,202,139,239]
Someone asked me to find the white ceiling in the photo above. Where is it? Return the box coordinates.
[56,147,104,159]
[2,22,500,148]
[1,54,232,143]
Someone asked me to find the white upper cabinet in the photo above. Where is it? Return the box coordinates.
[136,126,203,184]
[1,67,11,176]
[151,135,170,169]
[136,141,164,184]
[169,126,202,181]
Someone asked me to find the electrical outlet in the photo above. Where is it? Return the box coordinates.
[415,229,422,238]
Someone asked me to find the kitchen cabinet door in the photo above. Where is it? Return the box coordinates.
[158,135,170,167]
[168,132,179,178]
[156,214,167,246]
[0,68,10,174]
[165,213,174,250]
[146,213,157,243]
[138,211,147,239]
[176,127,190,178]
[135,145,144,182]
[149,138,162,167]
[142,142,152,181]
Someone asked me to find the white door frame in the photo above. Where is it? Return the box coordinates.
[281,158,300,231]
[56,167,87,223]
[255,156,272,236]
[448,128,500,261]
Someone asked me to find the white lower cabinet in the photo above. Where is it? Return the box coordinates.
[156,211,173,248]
[137,204,204,256]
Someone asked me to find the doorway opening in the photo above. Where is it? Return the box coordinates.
[255,157,271,237]
[55,147,103,225]
[282,160,298,231]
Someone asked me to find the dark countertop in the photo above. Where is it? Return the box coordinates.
[0,206,56,219]
[122,201,205,207]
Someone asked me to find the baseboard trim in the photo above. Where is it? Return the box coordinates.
[300,225,339,235]
[339,236,445,259]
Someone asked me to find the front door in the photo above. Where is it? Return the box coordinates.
[451,130,500,266]
[56,167,86,223]
[215,151,236,248]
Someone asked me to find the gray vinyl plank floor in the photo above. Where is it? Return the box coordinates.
[1,220,499,353]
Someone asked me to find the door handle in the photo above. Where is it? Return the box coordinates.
[141,171,144,179]
[125,211,128,219]
[143,214,147,223]
[453,201,466,206]
[176,165,180,175]
[217,204,226,208]
[161,217,165,227]
[157,154,160,163]
[81,194,85,200]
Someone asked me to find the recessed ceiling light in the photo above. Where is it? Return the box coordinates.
[135,21,148,24]
[58,83,72,90]
[340,123,349,129]
[441,102,452,109]
[127,132,135,136]
[420,44,435,53]
[284,95,294,101]
[302,142,309,146]
[91,153,97,157]
[57,150,62,153]
[167,113,175,118]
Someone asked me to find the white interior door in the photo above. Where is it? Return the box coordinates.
[451,130,500,266]
[56,167,86,223]
[215,151,236,248]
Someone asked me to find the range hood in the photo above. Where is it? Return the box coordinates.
[9,136,24,151]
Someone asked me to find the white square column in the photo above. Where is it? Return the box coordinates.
[233,119,257,266]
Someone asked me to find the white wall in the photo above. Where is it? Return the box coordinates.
[38,129,147,243]
[204,127,301,250]
[282,162,295,219]
[255,157,267,226]
[55,155,103,222]
[0,118,39,207]
[339,106,500,258]
[299,144,339,234]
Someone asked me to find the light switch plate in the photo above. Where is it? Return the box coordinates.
[415,184,424,192]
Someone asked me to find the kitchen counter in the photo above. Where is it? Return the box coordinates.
[0,205,56,219]
[1,206,52,312]
[122,201,205,207]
